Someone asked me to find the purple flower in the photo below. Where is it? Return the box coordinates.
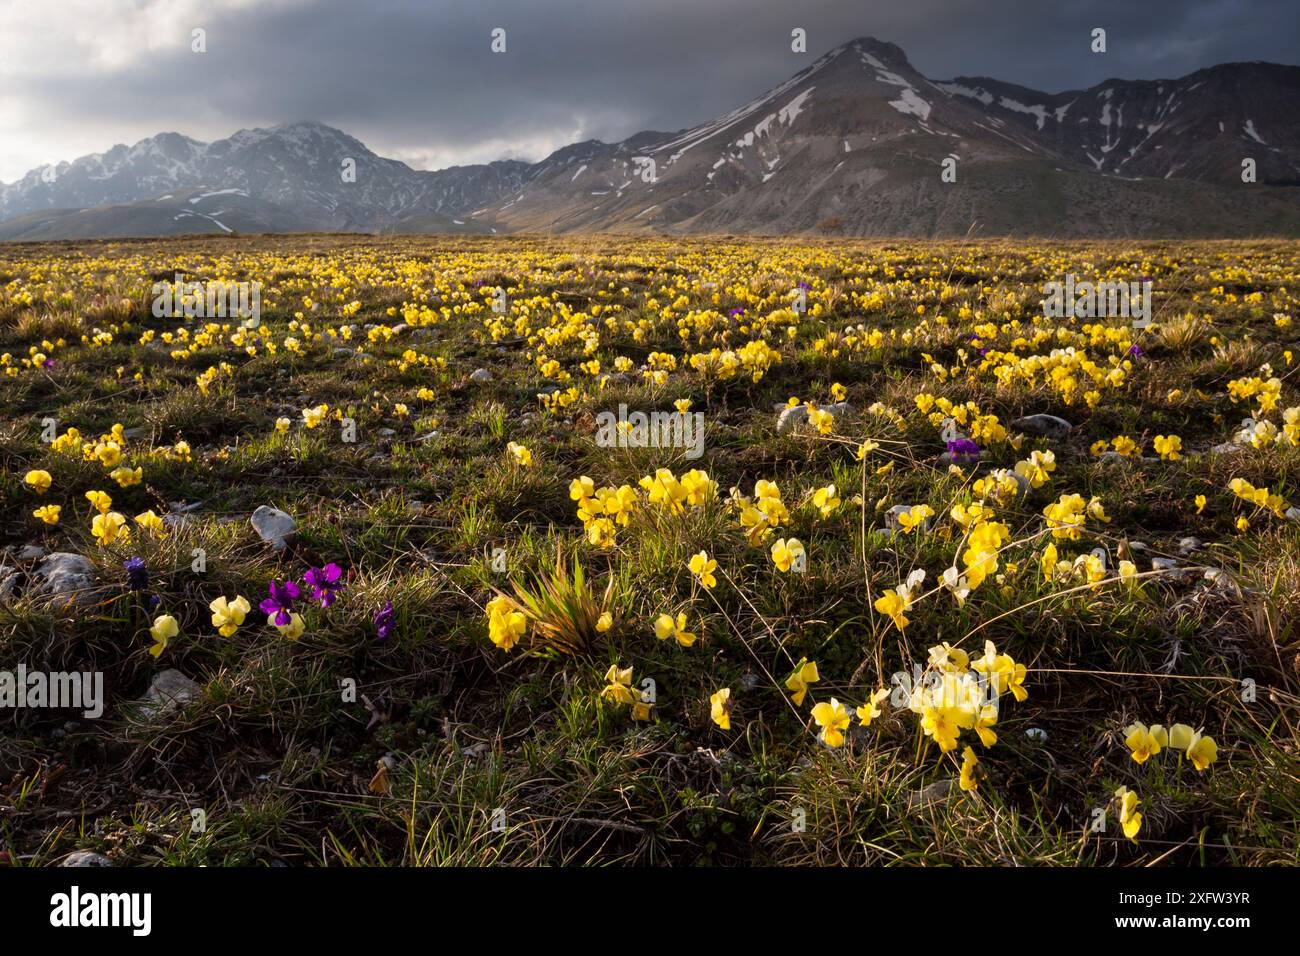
[304,563,344,608]
[797,281,810,290]
[1128,344,1144,358]
[259,578,301,626]
[946,438,981,461]
[728,307,744,317]
[124,557,149,592]
[374,601,395,641]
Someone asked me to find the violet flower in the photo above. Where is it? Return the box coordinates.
[260,578,301,626]
[374,601,395,641]
[946,438,981,462]
[124,556,149,592]
[304,563,344,608]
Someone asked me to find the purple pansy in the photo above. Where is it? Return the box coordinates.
[259,578,301,626]
[124,556,149,592]
[946,438,981,462]
[374,601,395,641]
[304,563,344,608]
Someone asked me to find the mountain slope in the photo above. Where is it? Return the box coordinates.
[3,38,1299,239]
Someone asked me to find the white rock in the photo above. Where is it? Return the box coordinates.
[33,552,97,605]
[470,368,493,383]
[1011,414,1072,439]
[60,851,114,867]
[138,669,201,718]
[776,401,851,434]
[250,505,295,550]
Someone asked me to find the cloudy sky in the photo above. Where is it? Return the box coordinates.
[2,0,1296,183]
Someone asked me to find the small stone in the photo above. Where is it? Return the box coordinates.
[250,505,295,550]
[332,347,355,357]
[908,778,953,811]
[1151,557,1186,582]
[138,669,201,718]
[122,426,149,439]
[776,401,850,434]
[469,368,493,383]
[415,430,440,442]
[1210,442,1241,456]
[60,851,114,867]
[1177,536,1203,555]
[33,552,97,605]
[377,428,396,437]
[17,544,46,561]
[0,565,20,600]
[1025,728,1049,743]
[1011,414,1072,439]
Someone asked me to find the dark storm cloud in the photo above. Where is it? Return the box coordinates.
[7,0,1299,179]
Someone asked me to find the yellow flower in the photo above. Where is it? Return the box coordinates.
[600,664,637,706]
[920,705,973,752]
[811,697,851,747]
[148,614,179,658]
[1152,434,1182,461]
[25,469,52,493]
[856,687,890,727]
[653,611,696,647]
[95,441,123,468]
[1186,731,1218,771]
[596,611,613,632]
[33,504,61,525]
[269,611,306,640]
[1125,721,1163,763]
[274,417,291,435]
[1115,786,1142,842]
[1111,435,1138,457]
[506,441,532,466]
[85,489,113,514]
[688,550,718,589]
[856,439,879,460]
[896,503,934,533]
[958,745,981,791]
[1194,494,1206,514]
[1167,722,1194,751]
[811,484,840,518]
[770,537,805,572]
[486,595,527,651]
[91,511,129,546]
[874,569,925,631]
[134,510,166,534]
[785,657,820,706]
[110,466,143,488]
[209,595,251,637]
[710,688,732,730]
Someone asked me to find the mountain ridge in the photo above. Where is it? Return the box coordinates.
[4,36,1298,239]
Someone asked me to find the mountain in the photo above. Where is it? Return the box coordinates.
[0,122,521,239]
[4,39,1299,240]
[475,38,1300,236]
